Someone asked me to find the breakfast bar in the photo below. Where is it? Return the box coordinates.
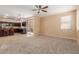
[0,28,14,37]
[0,18,27,37]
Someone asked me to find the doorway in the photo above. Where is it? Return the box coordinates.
[26,18,34,37]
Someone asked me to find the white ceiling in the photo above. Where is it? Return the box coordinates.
[0,5,78,18]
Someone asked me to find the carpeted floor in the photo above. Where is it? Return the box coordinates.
[0,34,79,54]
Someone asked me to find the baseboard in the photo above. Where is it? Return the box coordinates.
[40,33,76,40]
[34,33,41,36]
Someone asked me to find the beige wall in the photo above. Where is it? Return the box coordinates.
[33,16,41,35]
[40,11,76,40]
[76,9,79,44]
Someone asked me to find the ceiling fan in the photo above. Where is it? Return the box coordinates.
[32,5,48,14]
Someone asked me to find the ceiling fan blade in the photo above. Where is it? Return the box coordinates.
[41,10,47,12]
[42,6,48,9]
[39,5,41,8]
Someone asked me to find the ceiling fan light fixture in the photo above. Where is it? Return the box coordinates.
[32,5,48,15]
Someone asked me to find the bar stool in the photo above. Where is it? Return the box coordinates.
[0,29,3,37]
[9,28,14,35]
[4,29,9,36]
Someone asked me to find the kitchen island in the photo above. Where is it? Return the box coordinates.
[0,28,14,37]
[0,18,27,37]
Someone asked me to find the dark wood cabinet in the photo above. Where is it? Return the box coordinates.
[14,28,26,34]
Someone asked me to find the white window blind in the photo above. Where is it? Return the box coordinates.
[60,16,72,30]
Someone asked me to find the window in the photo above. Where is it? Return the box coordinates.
[60,16,72,30]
